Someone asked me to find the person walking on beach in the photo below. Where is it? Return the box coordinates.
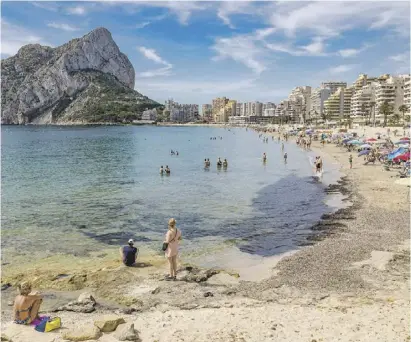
[164,218,182,281]
[13,282,43,325]
[349,155,353,169]
[120,239,138,266]
[283,152,288,163]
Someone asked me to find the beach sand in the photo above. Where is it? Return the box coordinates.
[1,128,409,342]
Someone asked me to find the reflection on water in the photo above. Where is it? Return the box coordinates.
[2,125,331,264]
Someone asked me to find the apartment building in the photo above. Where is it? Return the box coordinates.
[324,88,343,121]
[202,104,213,121]
[288,86,311,123]
[404,77,411,108]
[375,75,407,115]
[310,87,332,120]
[141,108,157,121]
[351,83,377,117]
[165,99,199,122]
[212,97,229,122]
[321,81,347,95]
[262,102,276,116]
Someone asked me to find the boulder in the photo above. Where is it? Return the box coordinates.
[62,326,102,341]
[114,323,139,341]
[77,292,96,304]
[55,292,96,313]
[94,315,125,332]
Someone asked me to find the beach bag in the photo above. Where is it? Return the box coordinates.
[162,229,178,251]
[35,317,61,332]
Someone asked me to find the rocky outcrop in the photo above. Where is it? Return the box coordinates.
[1,27,159,124]
[94,315,125,332]
[54,292,96,313]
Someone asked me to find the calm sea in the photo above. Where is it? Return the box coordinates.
[1,125,334,268]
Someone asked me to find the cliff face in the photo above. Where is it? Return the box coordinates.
[1,27,159,124]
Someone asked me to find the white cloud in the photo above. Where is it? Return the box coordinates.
[389,53,409,63]
[137,46,173,78]
[47,22,80,32]
[329,64,357,74]
[32,2,59,12]
[1,21,52,57]
[269,1,410,37]
[133,1,207,25]
[212,34,267,74]
[265,37,328,57]
[217,1,255,29]
[67,6,87,16]
[338,44,371,58]
[135,22,151,29]
[139,67,172,78]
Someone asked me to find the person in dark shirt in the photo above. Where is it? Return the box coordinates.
[119,239,138,266]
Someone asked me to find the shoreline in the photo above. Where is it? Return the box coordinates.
[2,127,409,341]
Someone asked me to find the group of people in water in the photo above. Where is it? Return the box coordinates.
[210,136,223,140]
[170,150,179,156]
[204,157,228,168]
[159,165,171,175]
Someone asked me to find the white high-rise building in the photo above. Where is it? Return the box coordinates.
[404,77,411,108]
[263,102,276,116]
[321,82,347,95]
[288,86,311,123]
[166,99,199,122]
[375,75,407,115]
[310,87,332,120]
[351,83,377,117]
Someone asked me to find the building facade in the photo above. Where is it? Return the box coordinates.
[141,108,157,121]
[165,99,199,122]
[310,87,332,121]
[288,86,311,123]
[321,81,347,95]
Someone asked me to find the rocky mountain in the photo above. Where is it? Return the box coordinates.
[1,27,160,124]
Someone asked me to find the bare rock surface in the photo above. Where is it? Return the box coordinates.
[1,27,158,124]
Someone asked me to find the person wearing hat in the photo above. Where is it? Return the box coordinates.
[120,239,138,266]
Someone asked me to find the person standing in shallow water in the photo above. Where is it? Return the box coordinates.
[349,154,353,169]
[164,218,182,281]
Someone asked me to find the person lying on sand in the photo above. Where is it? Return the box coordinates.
[120,239,138,266]
[14,282,43,325]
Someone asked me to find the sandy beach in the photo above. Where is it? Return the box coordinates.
[1,126,409,342]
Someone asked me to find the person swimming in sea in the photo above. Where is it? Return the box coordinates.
[170,150,174,155]
[217,158,222,167]
[263,153,267,162]
[223,159,228,168]
[176,151,179,156]
[165,165,171,174]
[160,165,164,175]
[206,158,211,167]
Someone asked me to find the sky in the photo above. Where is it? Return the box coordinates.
[1,1,410,107]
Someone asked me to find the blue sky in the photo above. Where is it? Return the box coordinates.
[1,1,410,106]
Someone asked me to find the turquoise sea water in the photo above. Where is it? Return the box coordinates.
[1,125,332,265]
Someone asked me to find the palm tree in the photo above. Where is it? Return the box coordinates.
[379,100,393,127]
[369,101,376,126]
[391,113,401,125]
[398,104,409,125]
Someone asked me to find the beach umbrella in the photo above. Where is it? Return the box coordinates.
[393,152,410,163]
[360,144,372,149]
[395,141,410,145]
[348,140,362,145]
[366,138,377,142]
[387,147,406,160]
[400,137,410,141]
[358,149,371,157]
